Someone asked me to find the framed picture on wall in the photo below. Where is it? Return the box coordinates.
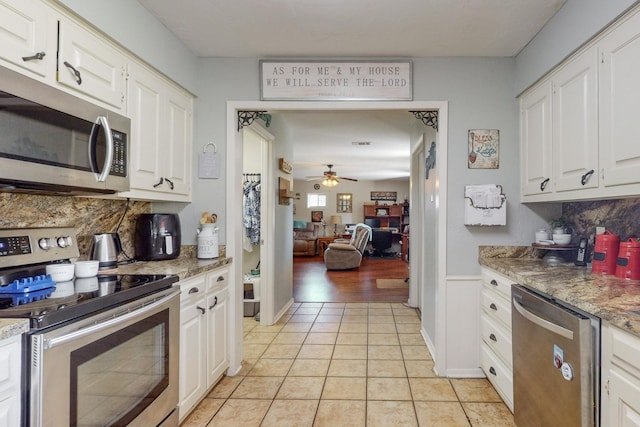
[311,210,323,222]
[468,129,499,169]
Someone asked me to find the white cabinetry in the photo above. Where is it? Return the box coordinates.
[0,0,55,79]
[601,322,640,427]
[520,4,640,202]
[479,267,514,411]
[553,47,598,193]
[520,47,598,201]
[178,266,229,422]
[0,1,126,111]
[520,81,553,197]
[121,61,193,202]
[57,15,127,110]
[0,335,22,427]
[599,9,640,189]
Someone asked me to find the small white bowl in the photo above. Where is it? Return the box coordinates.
[74,260,99,278]
[553,233,572,245]
[46,263,75,282]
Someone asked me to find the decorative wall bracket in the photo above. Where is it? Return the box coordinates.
[410,111,438,131]
[237,111,271,131]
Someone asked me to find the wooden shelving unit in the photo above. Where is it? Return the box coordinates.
[363,203,409,231]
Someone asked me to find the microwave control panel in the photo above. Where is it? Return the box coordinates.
[110,130,127,177]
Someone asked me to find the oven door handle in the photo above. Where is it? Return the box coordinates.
[513,297,574,340]
[44,289,179,350]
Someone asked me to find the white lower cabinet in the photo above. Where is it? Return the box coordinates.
[601,322,640,427]
[178,266,230,422]
[0,335,21,427]
[480,267,515,412]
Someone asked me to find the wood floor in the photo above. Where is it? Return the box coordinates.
[293,254,409,303]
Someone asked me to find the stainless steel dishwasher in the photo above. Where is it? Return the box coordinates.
[512,285,600,427]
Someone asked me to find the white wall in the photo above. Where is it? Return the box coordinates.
[515,0,636,93]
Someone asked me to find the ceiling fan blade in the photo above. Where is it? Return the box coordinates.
[335,176,358,182]
[305,176,324,181]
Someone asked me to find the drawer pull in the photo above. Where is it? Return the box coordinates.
[489,333,497,342]
[490,279,498,287]
[217,276,225,282]
[489,303,497,311]
[489,367,497,376]
[188,287,200,294]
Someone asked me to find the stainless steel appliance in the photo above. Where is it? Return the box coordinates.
[134,214,181,261]
[90,232,123,269]
[0,66,129,194]
[0,227,179,426]
[512,285,600,427]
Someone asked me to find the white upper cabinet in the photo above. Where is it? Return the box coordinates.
[121,61,193,202]
[520,4,640,202]
[553,46,599,193]
[599,10,640,188]
[57,15,127,110]
[520,81,553,197]
[0,0,55,79]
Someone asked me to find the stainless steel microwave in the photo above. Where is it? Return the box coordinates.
[0,66,129,194]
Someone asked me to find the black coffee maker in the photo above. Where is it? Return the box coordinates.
[134,214,181,261]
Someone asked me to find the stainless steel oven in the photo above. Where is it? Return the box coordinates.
[30,286,180,427]
[0,227,179,426]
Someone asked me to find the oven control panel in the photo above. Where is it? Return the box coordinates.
[0,227,79,269]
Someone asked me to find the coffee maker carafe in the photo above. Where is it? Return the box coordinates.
[90,233,122,270]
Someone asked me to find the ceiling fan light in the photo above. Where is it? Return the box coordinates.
[322,178,338,187]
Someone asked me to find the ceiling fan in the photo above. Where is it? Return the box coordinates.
[306,164,358,187]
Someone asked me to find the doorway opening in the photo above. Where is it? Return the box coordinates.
[226,101,448,376]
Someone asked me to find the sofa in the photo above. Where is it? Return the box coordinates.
[324,224,372,270]
[293,222,320,256]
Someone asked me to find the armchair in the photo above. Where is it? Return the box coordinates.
[324,223,372,270]
[293,222,320,256]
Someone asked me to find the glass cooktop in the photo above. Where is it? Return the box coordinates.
[0,274,178,329]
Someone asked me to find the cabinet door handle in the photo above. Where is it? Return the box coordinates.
[581,169,595,186]
[197,306,205,315]
[489,367,497,376]
[22,51,46,62]
[490,279,498,287]
[153,177,164,188]
[540,178,550,191]
[188,287,200,294]
[489,333,497,342]
[489,303,497,311]
[63,61,82,85]
[165,177,174,190]
[209,296,218,310]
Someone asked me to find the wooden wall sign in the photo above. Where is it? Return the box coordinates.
[279,158,292,174]
[260,60,412,101]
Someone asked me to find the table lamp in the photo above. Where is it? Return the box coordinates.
[330,215,342,236]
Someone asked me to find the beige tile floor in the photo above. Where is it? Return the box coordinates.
[181,302,516,427]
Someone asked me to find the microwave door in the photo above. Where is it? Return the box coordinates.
[88,116,114,182]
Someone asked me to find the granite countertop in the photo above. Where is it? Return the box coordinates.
[479,246,640,337]
[0,318,30,340]
[114,255,232,280]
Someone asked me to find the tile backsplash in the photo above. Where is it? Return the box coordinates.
[0,193,150,258]
[563,198,640,242]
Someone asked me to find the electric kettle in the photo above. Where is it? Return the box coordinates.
[89,233,122,270]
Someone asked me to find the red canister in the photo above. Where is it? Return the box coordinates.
[592,230,620,275]
[615,237,640,280]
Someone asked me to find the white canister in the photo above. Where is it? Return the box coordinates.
[535,229,551,243]
[197,224,219,259]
